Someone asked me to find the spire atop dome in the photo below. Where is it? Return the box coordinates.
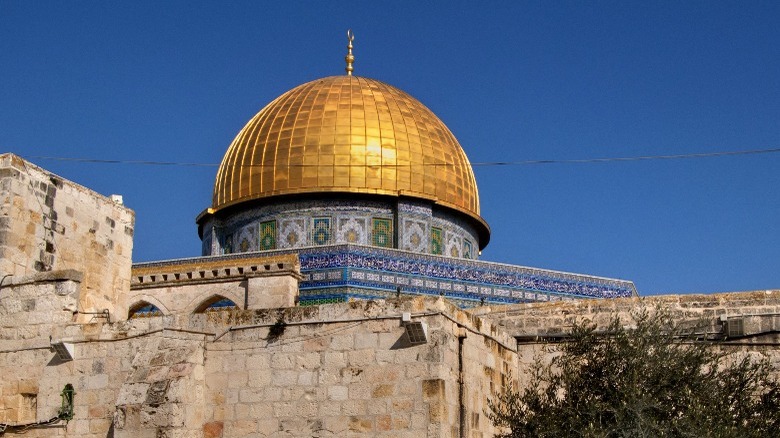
[345,29,355,75]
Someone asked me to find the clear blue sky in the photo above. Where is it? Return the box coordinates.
[2,1,778,295]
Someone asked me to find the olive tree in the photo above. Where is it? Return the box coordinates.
[488,310,780,437]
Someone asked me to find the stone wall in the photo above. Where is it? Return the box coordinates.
[130,254,302,317]
[4,285,780,437]
[476,290,780,386]
[0,153,134,321]
[0,273,81,425]
[0,297,516,437]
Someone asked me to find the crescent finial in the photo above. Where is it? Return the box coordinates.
[345,30,355,76]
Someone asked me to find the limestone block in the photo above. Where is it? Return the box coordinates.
[348,383,371,400]
[327,385,348,401]
[225,419,257,436]
[233,403,250,420]
[270,353,294,369]
[247,372,272,388]
[323,415,350,435]
[367,399,389,415]
[297,370,316,385]
[226,372,248,389]
[346,349,375,366]
[89,418,113,434]
[329,334,353,351]
[295,352,321,370]
[256,418,280,434]
[245,354,269,370]
[116,382,151,405]
[348,416,373,433]
[238,389,264,404]
[353,332,378,349]
[341,399,366,416]
[202,421,224,438]
[275,370,300,387]
[322,352,346,367]
[318,400,341,416]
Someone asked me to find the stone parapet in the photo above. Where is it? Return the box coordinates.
[476,290,780,391]
[128,253,302,318]
[132,253,300,287]
[476,289,780,339]
[0,153,134,323]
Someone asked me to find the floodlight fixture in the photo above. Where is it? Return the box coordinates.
[51,341,74,361]
[405,321,428,345]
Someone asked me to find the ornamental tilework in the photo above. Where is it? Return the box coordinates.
[237,224,257,253]
[402,219,427,253]
[444,232,462,258]
[336,217,368,245]
[279,218,306,249]
[201,235,212,256]
[398,201,432,216]
[371,218,393,248]
[431,227,442,255]
[137,244,636,307]
[291,245,635,300]
[463,239,473,259]
[220,233,233,254]
[202,197,481,259]
[312,217,331,245]
[259,220,277,250]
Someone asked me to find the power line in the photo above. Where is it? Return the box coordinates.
[21,147,780,169]
[471,147,780,166]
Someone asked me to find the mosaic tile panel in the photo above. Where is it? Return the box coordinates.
[401,219,427,253]
[259,220,277,250]
[201,197,481,259]
[220,233,233,255]
[201,235,212,257]
[371,218,393,248]
[312,217,331,245]
[129,303,163,318]
[236,224,257,253]
[293,245,635,300]
[279,218,306,249]
[464,239,473,259]
[398,200,432,216]
[444,232,462,258]
[431,227,442,255]
[199,297,239,312]
[336,217,367,245]
[138,244,637,307]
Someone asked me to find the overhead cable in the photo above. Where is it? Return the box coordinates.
[21,147,780,169]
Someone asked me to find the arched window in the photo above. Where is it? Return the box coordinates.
[195,295,239,313]
[128,301,163,319]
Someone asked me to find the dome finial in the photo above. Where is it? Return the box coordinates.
[345,29,355,76]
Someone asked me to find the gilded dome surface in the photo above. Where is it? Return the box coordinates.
[213,75,485,229]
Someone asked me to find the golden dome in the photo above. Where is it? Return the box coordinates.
[213,75,488,239]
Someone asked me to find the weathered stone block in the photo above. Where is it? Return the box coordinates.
[349,415,373,433]
[202,421,224,438]
[372,384,394,398]
[328,385,348,401]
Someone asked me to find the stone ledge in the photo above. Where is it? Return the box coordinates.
[2,269,83,287]
[131,254,301,289]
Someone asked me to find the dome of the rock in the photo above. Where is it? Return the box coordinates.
[213,75,486,232]
[199,74,489,257]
